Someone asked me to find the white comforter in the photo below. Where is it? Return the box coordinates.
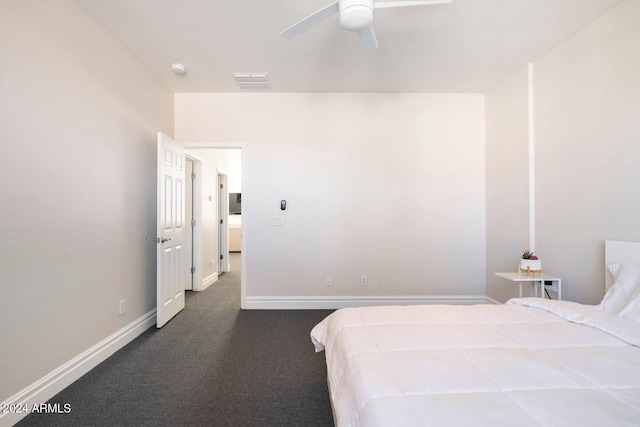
[310,299,640,427]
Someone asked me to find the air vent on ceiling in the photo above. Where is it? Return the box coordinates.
[232,73,270,89]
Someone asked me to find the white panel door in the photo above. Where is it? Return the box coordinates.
[157,132,186,328]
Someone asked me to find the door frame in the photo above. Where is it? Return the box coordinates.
[184,157,194,291]
[217,170,230,274]
[182,142,246,308]
[185,150,203,291]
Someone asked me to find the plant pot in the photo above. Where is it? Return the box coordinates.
[520,259,542,271]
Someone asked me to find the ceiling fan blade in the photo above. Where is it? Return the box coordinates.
[357,24,379,51]
[374,0,452,9]
[280,1,340,39]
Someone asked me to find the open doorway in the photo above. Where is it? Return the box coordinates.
[183,145,245,307]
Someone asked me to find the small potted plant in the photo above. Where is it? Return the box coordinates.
[520,251,542,272]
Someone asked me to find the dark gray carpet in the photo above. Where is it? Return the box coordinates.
[18,254,335,426]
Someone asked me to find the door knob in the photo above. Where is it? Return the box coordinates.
[161,237,171,243]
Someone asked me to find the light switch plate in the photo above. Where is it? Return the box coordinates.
[269,216,284,226]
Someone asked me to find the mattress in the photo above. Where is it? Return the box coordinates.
[310,299,640,427]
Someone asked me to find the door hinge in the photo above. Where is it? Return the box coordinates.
[220,254,223,260]
[220,183,223,189]
[191,266,195,274]
[191,172,196,180]
[220,219,223,224]
[191,219,196,227]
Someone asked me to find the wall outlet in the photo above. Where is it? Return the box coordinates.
[119,299,126,316]
[326,276,332,287]
[360,276,368,286]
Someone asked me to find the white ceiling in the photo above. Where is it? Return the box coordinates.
[75,0,622,93]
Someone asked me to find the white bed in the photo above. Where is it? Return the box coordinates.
[311,241,640,427]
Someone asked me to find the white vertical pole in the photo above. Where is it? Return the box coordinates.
[527,63,536,252]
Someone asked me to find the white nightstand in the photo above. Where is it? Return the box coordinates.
[494,272,562,300]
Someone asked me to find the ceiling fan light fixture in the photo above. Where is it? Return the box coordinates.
[340,0,373,31]
[280,0,451,50]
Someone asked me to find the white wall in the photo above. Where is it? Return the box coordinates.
[227,149,242,194]
[485,0,640,304]
[534,0,640,303]
[0,0,173,404]
[485,66,531,302]
[176,93,486,305]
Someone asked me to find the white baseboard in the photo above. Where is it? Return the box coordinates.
[0,309,156,427]
[244,295,492,309]
[199,272,219,291]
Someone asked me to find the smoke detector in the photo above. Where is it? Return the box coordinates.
[171,63,187,75]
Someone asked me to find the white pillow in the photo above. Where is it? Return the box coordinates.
[608,263,621,283]
[599,263,640,314]
[618,286,640,323]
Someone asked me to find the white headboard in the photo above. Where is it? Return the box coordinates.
[605,240,640,290]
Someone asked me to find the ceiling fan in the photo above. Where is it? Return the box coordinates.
[280,0,452,51]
